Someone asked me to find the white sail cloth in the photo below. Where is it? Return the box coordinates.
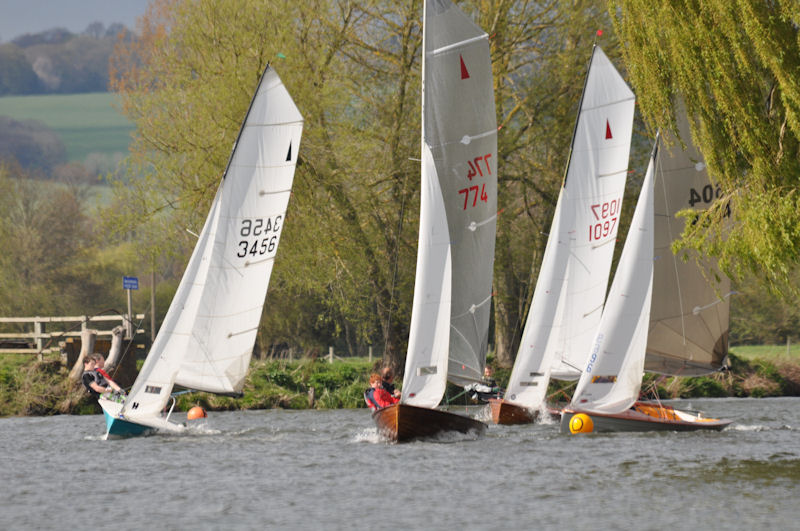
[504,46,634,410]
[121,68,303,420]
[570,139,658,413]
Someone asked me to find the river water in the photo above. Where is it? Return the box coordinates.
[1,397,798,530]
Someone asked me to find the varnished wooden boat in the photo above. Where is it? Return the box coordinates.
[372,403,487,442]
[560,401,733,434]
[488,398,537,425]
[488,398,562,425]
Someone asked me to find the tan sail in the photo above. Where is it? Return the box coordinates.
[646,112,731,376]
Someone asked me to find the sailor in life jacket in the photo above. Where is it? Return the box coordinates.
[81,356,114,398]
[364,372,399,411]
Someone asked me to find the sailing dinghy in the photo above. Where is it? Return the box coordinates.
[491,46,635,425]
[561,136,732,433]
[99,66,303,438]
[372,0,497,442]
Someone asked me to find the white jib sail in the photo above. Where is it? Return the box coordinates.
[121,67,303,420]
[570,138,658,414]
[504,46,634,409]
[402,0,497,406]
[646,110,731,375]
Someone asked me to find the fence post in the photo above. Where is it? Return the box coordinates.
[369,346,373,363]
[328,346,333,363]
[34,318,44,361]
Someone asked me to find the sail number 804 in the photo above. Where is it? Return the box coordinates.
[588,198,621,242]
[237,215,282,258]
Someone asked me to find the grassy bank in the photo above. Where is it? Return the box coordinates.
[1,349,800,417]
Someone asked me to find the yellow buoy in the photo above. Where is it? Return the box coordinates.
[187,406,207,420]
[569,413,594,434]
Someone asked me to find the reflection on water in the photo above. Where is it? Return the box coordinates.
[1,397,798,529]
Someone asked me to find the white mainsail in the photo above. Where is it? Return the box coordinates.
[646,111,731,375]
[120,67,303,420]
[503,46,634,410]
[401,0,497,407]
[569,138,658,413]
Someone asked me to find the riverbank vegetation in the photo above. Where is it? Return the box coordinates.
[2,347,799,418]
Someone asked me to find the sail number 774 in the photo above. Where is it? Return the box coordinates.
[589,198,621,242]
[458,153,493,210]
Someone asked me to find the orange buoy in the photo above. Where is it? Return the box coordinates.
[187,406,207,420]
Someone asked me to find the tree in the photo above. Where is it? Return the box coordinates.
[0,117,66,172]
[610,0,800,298]
[0,161,130,317]
[0,43,41,95]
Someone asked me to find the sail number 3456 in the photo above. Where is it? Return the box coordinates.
[237,216,282,258]
[588,199,621,242]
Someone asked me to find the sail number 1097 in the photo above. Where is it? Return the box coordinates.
[236,215,282,258]
[588,198,621,242]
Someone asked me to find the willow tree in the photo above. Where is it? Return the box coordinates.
[610,0,800,297]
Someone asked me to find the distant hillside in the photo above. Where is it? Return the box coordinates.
[0,92,133,172]
[0,24,133,95]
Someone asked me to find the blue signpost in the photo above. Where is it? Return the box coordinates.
[123,276,138,338]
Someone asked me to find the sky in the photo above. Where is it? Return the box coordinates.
[0,0,151,43]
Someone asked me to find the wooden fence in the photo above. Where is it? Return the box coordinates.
[0,314,145,360]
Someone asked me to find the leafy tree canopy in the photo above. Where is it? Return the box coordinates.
[611,0,800,298]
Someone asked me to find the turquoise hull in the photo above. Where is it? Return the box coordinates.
[103,409,152,438]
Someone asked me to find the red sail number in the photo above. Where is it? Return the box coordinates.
[588,198,620,242]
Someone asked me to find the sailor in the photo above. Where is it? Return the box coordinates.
[89,353,124,395]
[380,367,401,399]
[364,373,399,411]
[81,356,114,399]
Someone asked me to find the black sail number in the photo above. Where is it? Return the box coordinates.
[237,215,282,258]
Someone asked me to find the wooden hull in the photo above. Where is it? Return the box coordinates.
[488,399,563,425]
[489,399,537,425]
[561,401,733,434]
[372,403,487,442]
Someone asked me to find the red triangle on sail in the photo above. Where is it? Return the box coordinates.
[605,120,613,139]
[460,55,470,79]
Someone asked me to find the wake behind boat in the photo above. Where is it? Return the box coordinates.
[372,0,496,441]
[100,66,303,439]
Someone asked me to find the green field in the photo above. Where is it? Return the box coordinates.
[0,92,134,162]
[730,344,800,362]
